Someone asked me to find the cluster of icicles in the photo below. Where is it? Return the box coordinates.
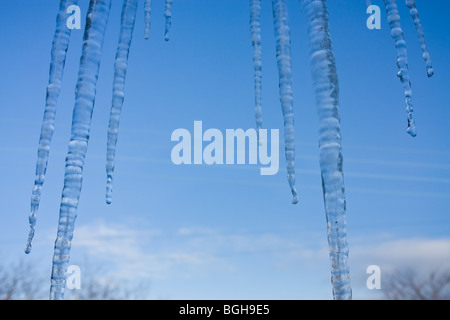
[24,0,432,300]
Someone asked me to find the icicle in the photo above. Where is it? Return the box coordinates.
[250,0,263,143]
[25,0,78,255]
[144,0,151,39]
[271,0,298,204]
[50,0,112,300]
[164,0,173,41]
[106,0,138,205]
[384,0,416,137]
[302,0,352,300]
[405,0,434,77]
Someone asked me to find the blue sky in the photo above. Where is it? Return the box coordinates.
[0,0,449,299]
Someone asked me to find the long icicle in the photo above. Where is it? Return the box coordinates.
[405,0,434,77]
[250,0,263,141]
[144,0,151,39]
[25,0,78,254]
[271,0,298,204]
[384,0,416,137]
[106,0,138,205]
[50,0,112,300]
[302,0,352,300]
[164,0,173,41]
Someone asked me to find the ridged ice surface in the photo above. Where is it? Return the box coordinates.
[106,0,138,204]
[384,0,416,137]
[250,0,263,135]
[164,0,173,41]
[144,0,151,39]
[302,0,352,300]
[50,0,112,300]
[405,0,434,77]
[271,0,298,204]
[25,0,78,255]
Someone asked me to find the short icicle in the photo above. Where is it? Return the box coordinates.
[144,0,151,39]
[405,0,434,77]
[384,0,417,137]
[249,0,263,141]
[164,0,173,41]
[50,0,112,300]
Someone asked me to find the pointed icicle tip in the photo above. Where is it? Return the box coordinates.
[408,130,417,137]
[106,177,113,204]
[292,194,299,205]
[407,120,417,137]
[25,208,38,254]
[427,66,434,78]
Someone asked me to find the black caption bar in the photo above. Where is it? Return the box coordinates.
[136,300,318,318]
[8,299,365,318]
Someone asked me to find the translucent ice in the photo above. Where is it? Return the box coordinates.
[302,0,352,300]
[164,0,173,41]
[26,0,79,254]
[250,0,263,136]
[144,0,151,39]
[405,0,434,77]
[50,0,112,300]
[106,0,138,204]
[271,0,298,204]
[384,0,417,137]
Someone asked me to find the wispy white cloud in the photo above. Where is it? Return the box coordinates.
[351,237,450,273]
[62,221,450,299]
[70,222,237,280]
[68,221,322,281]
